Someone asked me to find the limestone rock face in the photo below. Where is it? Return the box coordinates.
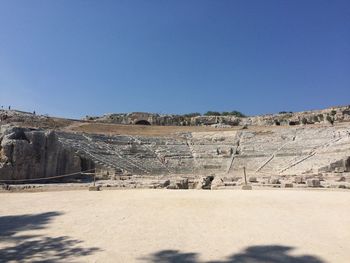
[0,126,83,180]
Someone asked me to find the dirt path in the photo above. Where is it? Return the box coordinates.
[0,189,349,262]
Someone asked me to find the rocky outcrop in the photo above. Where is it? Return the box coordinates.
[85,105,350,127]
[0,109,74,129]
[85,112,190,126]
[0,126,91,181]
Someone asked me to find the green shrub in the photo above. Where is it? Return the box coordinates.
[203,110,246,117]
[221,111,246,117]
[204,111,221,116]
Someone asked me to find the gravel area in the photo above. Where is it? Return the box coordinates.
[0,189,349,262]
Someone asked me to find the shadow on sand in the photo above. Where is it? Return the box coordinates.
[0,211,100,262]
[142,245,325,263]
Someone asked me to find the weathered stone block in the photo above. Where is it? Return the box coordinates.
[337,176,346,182]
[162,180,170,188]
[0,126,83,181]
[306,179,320,188]
[167,179,189,189]
[294,176,305,184]
[89,186,101,191]
[269,178,280,184]
[210,176,224,190]
[248,177,257,183]
[242,185,252,190]
[197,175,214,189]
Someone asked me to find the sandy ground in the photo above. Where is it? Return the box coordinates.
[0,189,349,263]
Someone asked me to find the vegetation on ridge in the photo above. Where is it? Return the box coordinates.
[203,111,246,117]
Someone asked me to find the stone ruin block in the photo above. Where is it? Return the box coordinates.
[306,179,321,188]
[200,175,215,189]
[242,185,252,190]
[335,167,346,173]
[294,176,305,184]
[167,178,189,189]
[337,176,346,182]
[268,177,280,184]
[89,185,101,191]
[248,176,257,183]
[210,176,224,190]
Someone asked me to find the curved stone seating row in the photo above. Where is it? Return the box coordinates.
[56,125,350,176]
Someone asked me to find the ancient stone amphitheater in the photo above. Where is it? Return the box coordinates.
[1,106,350,189]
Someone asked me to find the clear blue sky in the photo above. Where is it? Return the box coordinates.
[0,0,349,118]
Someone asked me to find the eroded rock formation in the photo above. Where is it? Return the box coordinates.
[85,105,350,127]
[0,126,92,180]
